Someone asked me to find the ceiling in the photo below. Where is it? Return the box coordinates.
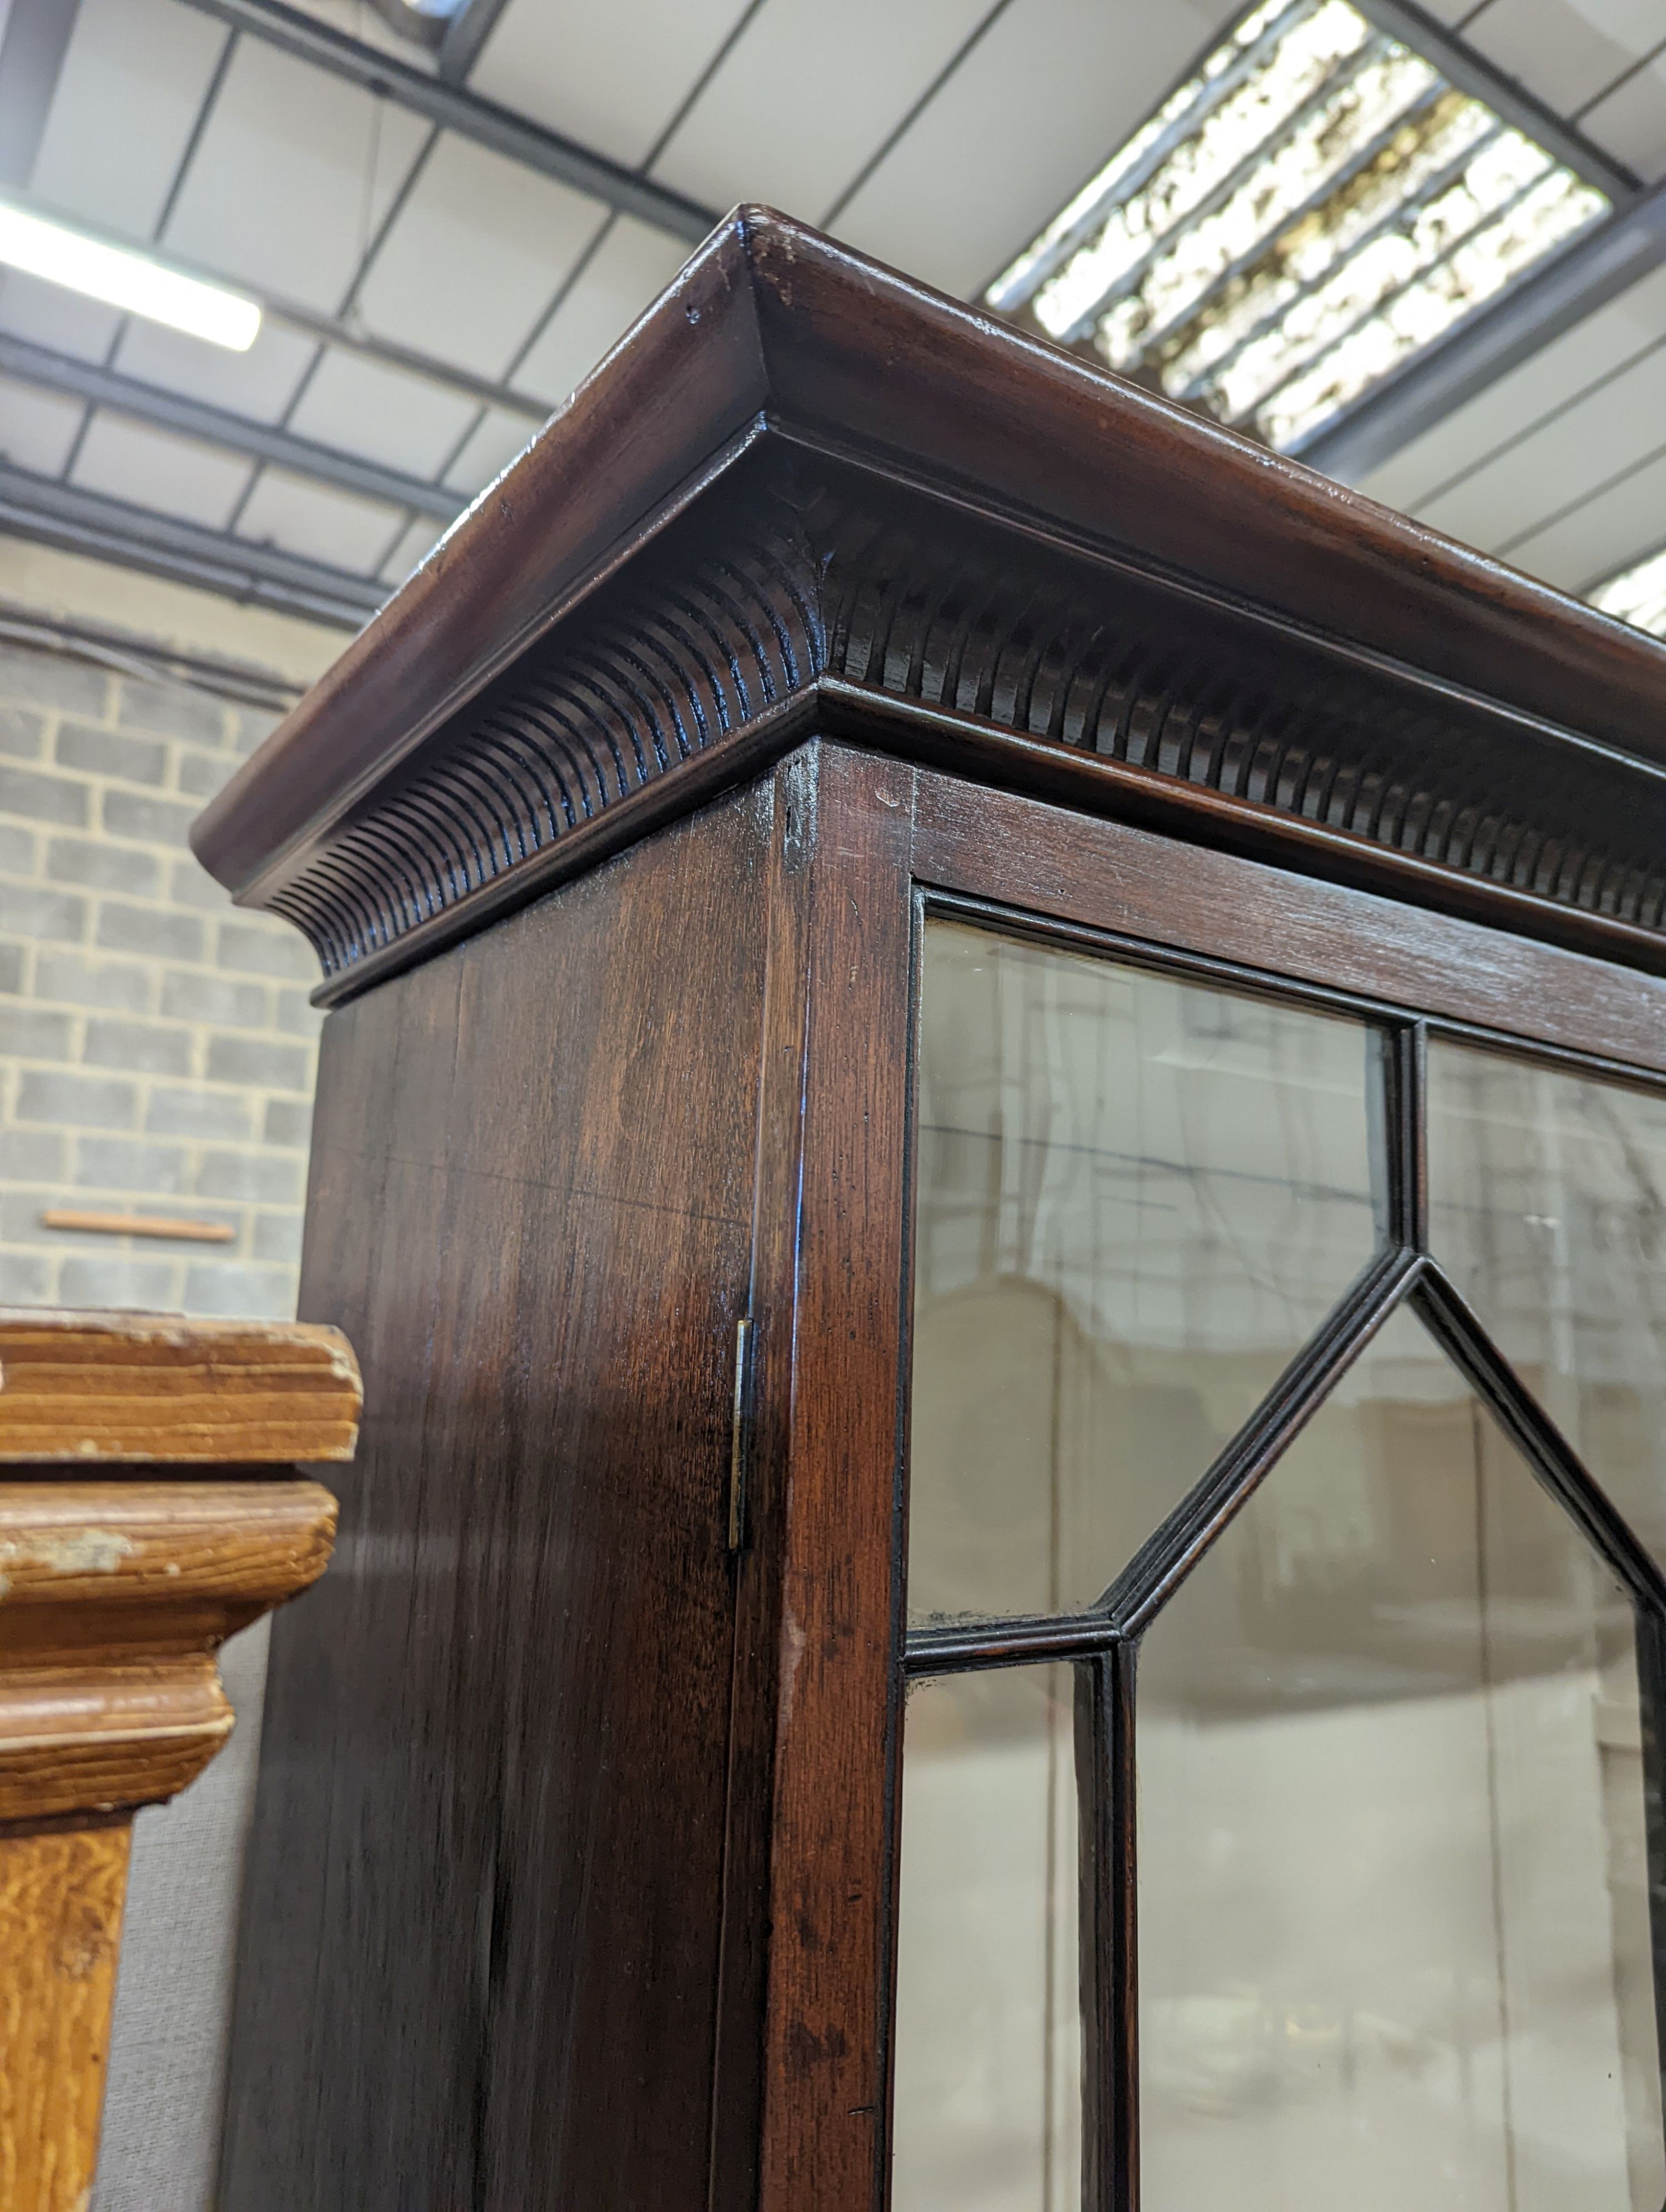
[0,0,1663,633]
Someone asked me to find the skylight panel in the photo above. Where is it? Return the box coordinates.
[989,0,1609,455]
[1590,549,1666,642]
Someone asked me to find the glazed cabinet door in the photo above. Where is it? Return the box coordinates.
[887,889,1666,2212]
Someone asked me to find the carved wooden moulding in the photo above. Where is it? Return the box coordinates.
[190,208,1666,996]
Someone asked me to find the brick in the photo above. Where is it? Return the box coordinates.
[61,1254,181,1310]
[215,919,315,981]
[0,1251,52,1303]
[0,943,22,994]
[195,1148,302,1204]
[83,1018,194,1077]
[16,1069,138,1130]
[46,836,160,897]
[0,642,108,717]
[169,858,232,913]
[101,789,197,847]
[263,1098,311,1149]
[0,705,45,759]
[0,1190,58,1241]
[34,949,152,1012]
[145,1086,253,1142]
[0,763,89,827]
[0,883,87,943]
[119,676,228,747]
[275,987,324,1038]
[74,1135,191,1194]
[205,1034,308,1091]
[177,750,237,801]
[182,1260,295,1319]
[94,902,204,963]
[0,1129,65,1179]
[0,823,34,874]
[159,970,267,1028]
[253,1211,304,1263]
[0,1006,73,1059]
[234,707,284,757]
[56,721,168,785]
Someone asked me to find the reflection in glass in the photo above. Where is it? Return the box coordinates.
[892,1667,1079,2211]
[1137,1305,1665,2212]
[909,921,1380,1622]
[1430,1039,1666,1574]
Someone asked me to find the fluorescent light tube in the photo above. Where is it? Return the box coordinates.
[0,202,260,351]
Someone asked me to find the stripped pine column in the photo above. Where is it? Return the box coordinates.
[0,1309,359,2211]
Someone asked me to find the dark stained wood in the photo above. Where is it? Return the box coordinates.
[755,747,917,2211]
[909,765,1666,1077]
[220,779,779,2211]
[194,208,1666,918]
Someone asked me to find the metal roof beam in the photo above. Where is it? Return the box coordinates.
[1296,175,1666,482]
[0,464,386,628]
[1354,0,1639,205]
[435,0,511,84]
[173,0,722,244]
[0,331,468,521]
[0,0,82,189]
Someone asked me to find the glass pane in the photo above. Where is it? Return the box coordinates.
[1429,1039,1666,1574]
[1138,1304,1665,2212]
[909,919,1380,1622]
[892,1666,1080,2211]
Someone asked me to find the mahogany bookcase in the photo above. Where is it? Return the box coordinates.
[195,209,1666,2211]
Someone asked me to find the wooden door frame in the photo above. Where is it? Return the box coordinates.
[751,738,1666,2212]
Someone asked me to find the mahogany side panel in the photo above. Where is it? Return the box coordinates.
[219,781,779,2211]
[909,765,1666,1074]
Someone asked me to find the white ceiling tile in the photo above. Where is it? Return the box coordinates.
[113,318,317,424]
[1416,345,1666,551]
[71,410,254,528]
[1502,442,1666,591]
[443,406,537,496]
[831,0,1240,299]
[1582,59,1666,182]
[651,0,992,225]
[1349,260,1666,510]
[235,467,405,572]
[0,375,84,476]
[287,350,477,476]
[379,515,445,586]
[1463,0,1645,118]
[27,0,227,238]
[468,0,751,169]
[355,132,608,379]
[510,217,688,404]
[162,39,433,312]
[1416,0,1478,21]
[0,271,122,363]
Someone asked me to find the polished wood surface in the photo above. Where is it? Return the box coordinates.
[194,207,1666,912]
[0,1311,354,2212]
[222,785,775,2210]
[0,1309,361,1462]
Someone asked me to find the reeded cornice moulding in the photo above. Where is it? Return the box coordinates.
[190,206,1666,1004]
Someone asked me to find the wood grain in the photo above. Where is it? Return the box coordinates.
[0,1481,337,1821]
[194,207,1666,912]
[222,783,776,2211]
[0,1821,130,2212]
[0,1311,362,1463]
[907,767,1666,1077]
